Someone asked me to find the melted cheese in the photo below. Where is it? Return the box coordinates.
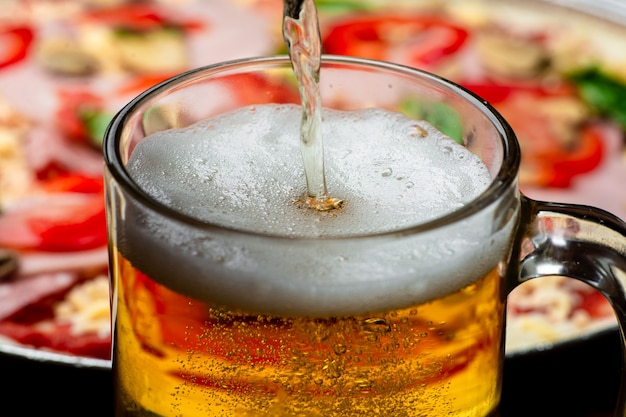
[54,275,111,337]
[0,98,34,206]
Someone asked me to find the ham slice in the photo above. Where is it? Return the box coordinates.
[17,246,108,276]
[0,272,79,321]
[24,124,103,176]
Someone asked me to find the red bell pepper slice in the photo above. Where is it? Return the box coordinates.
[0,173,107,252]
[13,172,107,252]
[577,288,613,319]
[0,321,111,360]
[461,80,604,188]
[461,79,576,105]
[30,172,106,251]
[545,124,604,188]
[41,172,105,194]
[27,196,107,252]
[82,4,204,32]
[117,73,180,96]
[227,73,301,105]
[515,124,604,188]
[0,26,34,70]
[55,90,104,142]
[55,89,113,148]
[322,15,468,67]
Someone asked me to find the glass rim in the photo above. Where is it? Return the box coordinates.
[103,54,521,241]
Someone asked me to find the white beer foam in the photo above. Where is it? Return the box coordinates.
[129,105,491,236]
[121,104,516,316]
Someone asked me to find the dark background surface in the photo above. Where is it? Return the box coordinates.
[500,329,621,417]
[1,329,621,417]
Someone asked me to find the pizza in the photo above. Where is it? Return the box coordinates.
[0,0,275,361]
[0,0,624,361]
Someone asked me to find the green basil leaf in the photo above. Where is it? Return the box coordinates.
[568,67,626,130]
[82,111,113,149]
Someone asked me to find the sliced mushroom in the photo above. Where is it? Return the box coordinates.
[37,38,100,76]
[475,30,551,78]
[112,28,189,74]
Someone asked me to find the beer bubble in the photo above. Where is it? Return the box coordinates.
[362,318,391,334]
[354,379,372,389]
[333,344,347,355]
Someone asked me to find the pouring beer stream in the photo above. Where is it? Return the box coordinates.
[283,0,343,211]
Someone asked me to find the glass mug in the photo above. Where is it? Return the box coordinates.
[103,56,626,417]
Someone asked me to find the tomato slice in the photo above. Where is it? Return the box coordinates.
[322,15,468,68]
[0,26,34,70]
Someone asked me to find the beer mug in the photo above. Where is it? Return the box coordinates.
[103,56,626,417]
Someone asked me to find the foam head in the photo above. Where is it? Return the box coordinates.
[128,104,492,236]
[119,104,516,316]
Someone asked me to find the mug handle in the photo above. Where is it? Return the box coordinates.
[515,195,626,417]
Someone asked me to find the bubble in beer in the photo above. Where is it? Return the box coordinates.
[127,104,491,238]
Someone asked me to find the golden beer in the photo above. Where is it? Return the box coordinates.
[112,248,505,417]
[105,58,520,417]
